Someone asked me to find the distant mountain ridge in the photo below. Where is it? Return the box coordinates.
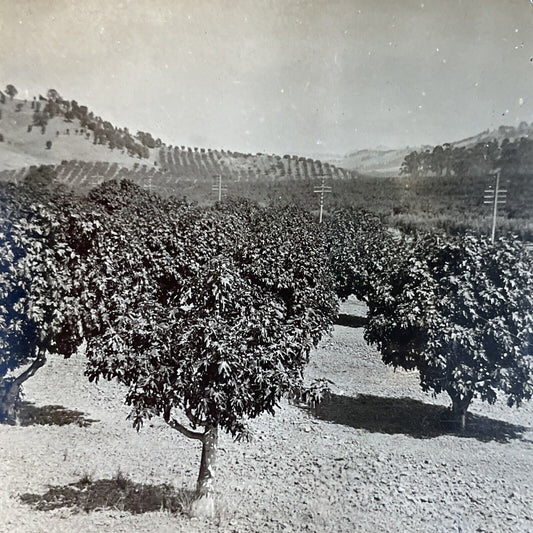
[329,121,533,176]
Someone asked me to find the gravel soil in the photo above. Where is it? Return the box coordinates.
[1,298,532,533]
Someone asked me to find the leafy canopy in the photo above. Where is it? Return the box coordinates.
[68,181,338,436]
[0,181,81,381]
[324,208,397,302]
[365,232,533,409]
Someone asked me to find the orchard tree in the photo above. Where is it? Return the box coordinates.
[66,182,338,514]
[324,208,398,302]
[365,232,533,429]
[0,180,81,423]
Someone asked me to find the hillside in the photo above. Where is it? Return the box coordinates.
[0,97,150,170]
[1,88,532,241]
[333,122,533,176]
[328,147,426,177]
[0,91,356,195]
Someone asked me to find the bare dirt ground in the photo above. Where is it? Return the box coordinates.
[1,298,532,533]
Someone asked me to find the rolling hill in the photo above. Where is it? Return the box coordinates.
[327,147,425,177]
[0,87,532,240]
[0,92,356,196]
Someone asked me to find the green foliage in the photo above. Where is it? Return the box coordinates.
[67,180,338,437]
[365,232,533,418]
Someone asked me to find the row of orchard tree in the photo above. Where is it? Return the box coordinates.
[400,137,533,177]
[1,168,532,514]
[159,145,350,182]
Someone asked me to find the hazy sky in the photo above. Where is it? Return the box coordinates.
[1,0,532,156]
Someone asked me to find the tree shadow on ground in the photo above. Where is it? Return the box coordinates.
[16,401,98,427]
[306,393,529,443]
[20,475,194,514]
[335,313,367,328]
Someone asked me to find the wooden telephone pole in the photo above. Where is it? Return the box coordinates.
[483,168,506,244]
[313,175,332,223]
[212,174,227,202]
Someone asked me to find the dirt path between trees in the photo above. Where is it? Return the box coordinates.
[1,299,532,532]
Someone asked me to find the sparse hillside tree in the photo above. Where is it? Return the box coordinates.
[33,111,49,128]
[46,89,61,101]
[5,85,17,100]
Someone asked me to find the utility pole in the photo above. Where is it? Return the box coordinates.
[313,175,332,223]
[212,174,227,202]
[483,168,506,244]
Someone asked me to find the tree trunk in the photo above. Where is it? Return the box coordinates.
[190,425,218,518]
[0,350,47,425]
[0,380,21,425]
[447,389,473,431]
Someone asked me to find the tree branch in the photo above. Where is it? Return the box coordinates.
[166,418,205,441]
[12,349,47,388]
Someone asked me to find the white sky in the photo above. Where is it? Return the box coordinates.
[1,0,532,156]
